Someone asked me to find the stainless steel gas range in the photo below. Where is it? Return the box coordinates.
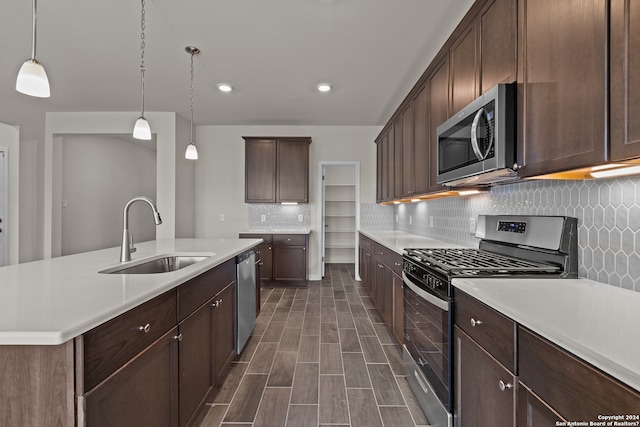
[401,215,578,427]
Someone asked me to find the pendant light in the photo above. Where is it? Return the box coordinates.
[16,0,50,98]
[184,46,200,160]
[133,0,152,140]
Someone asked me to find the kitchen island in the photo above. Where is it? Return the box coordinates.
[0,238,262,427]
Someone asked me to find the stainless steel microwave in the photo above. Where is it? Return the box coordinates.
[436,83,516,187]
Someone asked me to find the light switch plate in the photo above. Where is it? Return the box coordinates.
[298,214,304,222]
[469,217,476,233]
[409,215,413,225]
[260,214,266,222]
[219,214,224,221]
[429,216,433,228]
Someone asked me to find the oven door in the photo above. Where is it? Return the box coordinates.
[402,271,452,427]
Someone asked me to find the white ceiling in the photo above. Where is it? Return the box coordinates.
[1,0,475,127]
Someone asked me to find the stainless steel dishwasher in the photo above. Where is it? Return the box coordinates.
[236,250,256,353]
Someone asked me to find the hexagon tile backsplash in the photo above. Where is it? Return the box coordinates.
[364,176,640,292]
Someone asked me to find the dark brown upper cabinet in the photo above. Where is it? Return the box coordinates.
[243,137,311,203]
[516,0,607,177]
[393,117,403,199]
[428,54,450,194]
[610,0,640,161]
[479,0,517,93]
[401,103,415,196]
[412,84,430,195]
[450,22,480,115]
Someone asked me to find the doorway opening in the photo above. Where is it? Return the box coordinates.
[318,161,360,278]
[0,149,6,267]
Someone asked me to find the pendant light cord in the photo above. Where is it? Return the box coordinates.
[31,0,38,60]
[190,50,195,145]
[139,0,146,116]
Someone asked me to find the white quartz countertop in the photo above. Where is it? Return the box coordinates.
[239,229,311,235]
[453,277,640,393]
[0,238,261,346]
[359,230,460,254]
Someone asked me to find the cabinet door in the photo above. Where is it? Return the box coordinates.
[610,0,640,161]
[373,262,385,314]
[453,326,515,427]
[401,103,415,197]
[428,55,450,193]
[479,0,517,93]
[412,84,430,195]
[84,328,179,427]
[213,283,237,386]
[376,140,383,203]
[381,133,390,201]
[258,244,273,282]
[178,303,213,427]
[392,271,404,345]
[450,22,479,114]
[517,382,567,426]
[393,118,403,199]
[382,265,394,327]
[277,140,309,202]
[245,139,277,203]
[517,0,606,177]
[273,246,307,282]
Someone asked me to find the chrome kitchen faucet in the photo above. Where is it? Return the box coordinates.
[120,196,162,262]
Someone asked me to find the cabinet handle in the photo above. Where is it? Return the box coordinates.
[136,323,151,333]
[268,246,272,250]
[259,261,264,266]
[498,380,513,391]
[395,262,401,266]
[378,264,384,269]
[303,247,306,251]
[173,333,183,342]
[212,299,223,308]
[379,251,384,255]
[287,238,291,241]
[470,318,483,327]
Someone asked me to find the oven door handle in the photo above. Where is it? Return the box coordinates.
[402,272,450,312]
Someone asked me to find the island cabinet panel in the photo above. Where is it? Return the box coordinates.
[178,300,214,427]
[428,54,450,193]
[212,282,237,385]
[516,0,607,177]
[610,0,640,161]
[518,326,640,421]
[479,0,517,93]
[83,327,180,427]
[0,341,75,427]
[82,288,177,392]
[244,138,277,203]
[177,258,235,322]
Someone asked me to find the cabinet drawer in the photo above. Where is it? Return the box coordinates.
[385,250,403,276]
[178,259,236,321]
[82,289,177,392]
[273,234,306,246]
[454,290,515,372]
[519,327,640,420]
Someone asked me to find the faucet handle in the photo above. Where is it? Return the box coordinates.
[129,235,137,253]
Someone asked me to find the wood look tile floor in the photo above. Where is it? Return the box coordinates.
[198,263,429,427]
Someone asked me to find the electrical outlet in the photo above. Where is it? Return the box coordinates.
[62,199,68,208]
[298,214,304,222]
[260,214,266,222]
[219,214,224,221]
[409,215,413,225]
[469,217,476,234]
[395,214,399,223]
[429,216,433,228]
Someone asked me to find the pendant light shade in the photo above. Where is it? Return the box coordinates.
[16,0,50,98]
[133,116,152,140]
[133,0,152,140]
[184,46,200,160]
[185,143,198,160]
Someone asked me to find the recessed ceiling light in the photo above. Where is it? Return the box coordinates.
[317,83,332,92]
[217,83,233,92]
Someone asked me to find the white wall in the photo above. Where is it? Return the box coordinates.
[194,125,380,279]
[0,123,20,265]
[59,135,157,255]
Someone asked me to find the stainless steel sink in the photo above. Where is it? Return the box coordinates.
[99,254,212,274]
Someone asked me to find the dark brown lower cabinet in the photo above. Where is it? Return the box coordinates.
[517,382,567,426]
[84,327,180,427]
[453,326,515,427]
[240,234,308,285]
[178,303,213,427]
[273,246,307,282]
[391,271,404,345]
[213,282,237,385]
[373,261,385,314]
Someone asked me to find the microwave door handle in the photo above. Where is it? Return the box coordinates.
[470,108,486,160]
